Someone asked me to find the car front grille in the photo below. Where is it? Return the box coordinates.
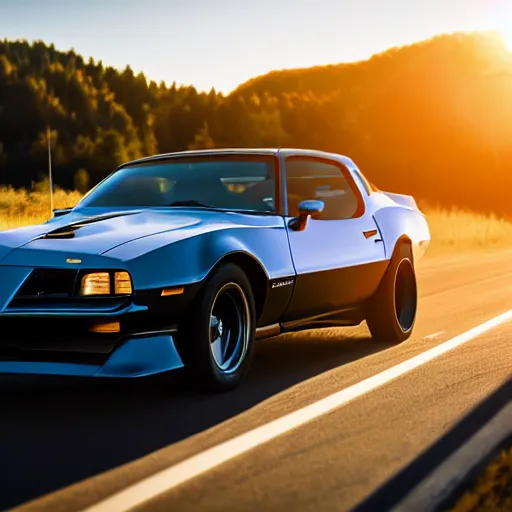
[15,268,78,300]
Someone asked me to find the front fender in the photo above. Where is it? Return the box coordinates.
[104,223,295,290]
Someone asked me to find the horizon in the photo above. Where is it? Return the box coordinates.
[3,28,509,94]
[1,0,511,93]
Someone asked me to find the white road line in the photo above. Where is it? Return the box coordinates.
[83,310,512,512]
[424,331,445,340]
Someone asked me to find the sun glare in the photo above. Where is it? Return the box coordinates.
[496,4,512,53]
[501,30,512,52]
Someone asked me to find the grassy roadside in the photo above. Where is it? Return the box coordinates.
[446,442,512,512]
[0,186,511,254]
[424,206,512,256]
[0,186,82,230]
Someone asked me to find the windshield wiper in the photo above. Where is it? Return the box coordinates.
[230,209,276,216]
[167,200,216,208]
[166,201,276,215]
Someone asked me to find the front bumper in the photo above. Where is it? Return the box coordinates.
[0,302,190,379]
[0,331,184,377]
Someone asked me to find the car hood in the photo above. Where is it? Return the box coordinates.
[0,208,256,266]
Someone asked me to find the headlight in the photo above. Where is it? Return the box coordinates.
[80,271,133,296]
[80,272,110,296]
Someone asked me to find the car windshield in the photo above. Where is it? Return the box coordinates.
[76,155,277,213]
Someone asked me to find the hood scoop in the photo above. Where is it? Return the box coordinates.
[38,210,143,240]
[42,226,78,239]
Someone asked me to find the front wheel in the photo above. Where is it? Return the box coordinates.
[366,243,418,343]
[177,263,255,392]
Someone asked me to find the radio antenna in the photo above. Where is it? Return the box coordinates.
[47,125,54,217]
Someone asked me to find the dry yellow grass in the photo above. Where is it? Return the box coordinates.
[0,185,82,230]
[0,187,510,253]
[447,444,512,512]
[425,206,512,254]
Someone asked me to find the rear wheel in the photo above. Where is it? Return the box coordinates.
[177,263,255,392]
[366,243,417,343]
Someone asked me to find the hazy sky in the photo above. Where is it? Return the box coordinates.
[1,0,511,92]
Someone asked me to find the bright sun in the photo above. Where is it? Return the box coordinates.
[495,4,512,53]
[501,30,512,52]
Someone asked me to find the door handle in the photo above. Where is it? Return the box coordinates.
[363,229,378,239]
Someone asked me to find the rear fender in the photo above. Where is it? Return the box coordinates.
[373,206,430,264]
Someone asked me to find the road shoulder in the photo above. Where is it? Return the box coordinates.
[353,378,512,512]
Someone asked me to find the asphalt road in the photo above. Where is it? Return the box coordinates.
[2,247,512,512]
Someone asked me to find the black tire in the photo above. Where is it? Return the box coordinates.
[365,243,417,343]
[177,263,256,392]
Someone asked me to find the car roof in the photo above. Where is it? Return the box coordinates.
[121,147,357,169]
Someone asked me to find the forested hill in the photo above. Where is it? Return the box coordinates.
[1,32,512,217]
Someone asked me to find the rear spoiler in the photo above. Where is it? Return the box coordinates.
[382,192,419,211]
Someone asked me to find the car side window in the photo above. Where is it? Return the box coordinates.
[285,157,364,220]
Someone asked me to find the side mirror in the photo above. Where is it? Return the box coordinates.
[289,200,324,231]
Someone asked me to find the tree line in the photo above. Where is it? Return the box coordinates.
[1,32,511,217]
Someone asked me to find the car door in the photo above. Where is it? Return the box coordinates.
[281,156,387,322]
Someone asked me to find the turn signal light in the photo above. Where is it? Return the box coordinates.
[115,271,132,295]
[90,322,120,333]
[161,287,184,297]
